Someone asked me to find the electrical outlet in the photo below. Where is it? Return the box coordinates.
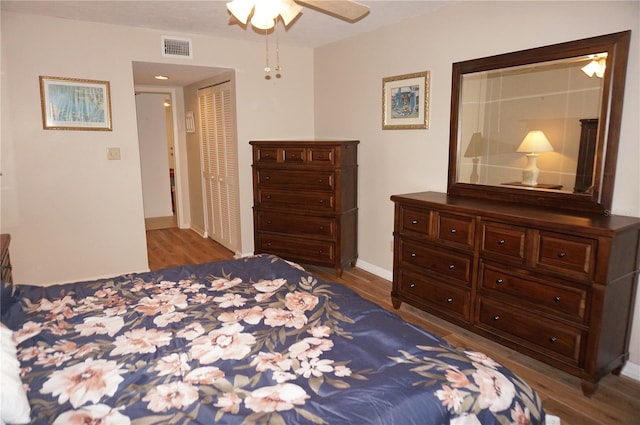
[107,147,121,160]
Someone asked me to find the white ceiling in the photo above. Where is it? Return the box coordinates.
[2,0,453,86]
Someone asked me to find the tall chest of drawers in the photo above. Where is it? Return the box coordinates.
[391,191,640,396]
[251,140,358,276]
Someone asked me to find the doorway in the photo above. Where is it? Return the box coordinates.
[135,92,176,230]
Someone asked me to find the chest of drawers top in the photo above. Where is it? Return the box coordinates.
[250,140,358,169]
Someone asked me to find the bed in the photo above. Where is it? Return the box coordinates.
[1,254,545,424]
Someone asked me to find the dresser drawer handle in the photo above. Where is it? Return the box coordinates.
[553,296,561,302]
[319,226,324,230]
[318,179,323,183]
[410,252,417,258]
[266,242,272,247]
[411,220,418,225]
[446,297,453,303]
[264,176,270,180]
[450,228,457,234]
[319,200,324,204]
[318,250,323,254]
[493,315,500,321]
[557,252,566,258]
[497,239,505,245]
[496,278,503,284]
[410,282,416,288]
[266,220,272,224]
[264,153,271,158]
[549,337,557,343]
[266,195,272,199]
[448,264,455,270]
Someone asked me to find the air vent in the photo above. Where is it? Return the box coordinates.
[161,36,192,59]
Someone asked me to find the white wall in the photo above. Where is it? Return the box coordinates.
[314,1,640,376]
[136,93,173,218]
[0,11,315,285]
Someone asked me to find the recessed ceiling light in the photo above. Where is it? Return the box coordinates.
[154,75,169,80]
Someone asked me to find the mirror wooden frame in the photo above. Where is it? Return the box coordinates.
[447,31,631,215]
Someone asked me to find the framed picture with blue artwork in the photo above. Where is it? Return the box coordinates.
[39,76,112,131]
[382,71,430,130]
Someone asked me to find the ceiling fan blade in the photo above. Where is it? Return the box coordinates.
[295,0,370,22]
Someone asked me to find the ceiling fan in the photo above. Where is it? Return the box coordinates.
[226,0,370,31]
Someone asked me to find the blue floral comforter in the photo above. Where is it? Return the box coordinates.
[6,254,544,424]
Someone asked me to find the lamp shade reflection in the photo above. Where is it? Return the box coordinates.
[517,130,554,186]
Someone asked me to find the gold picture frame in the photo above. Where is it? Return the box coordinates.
[39,76,112,131]
[382,71,430,130]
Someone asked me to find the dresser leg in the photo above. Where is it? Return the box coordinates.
[335,267,343,278]
[580,379,597,397]
[611,365,623,376]
[391,296,401,309]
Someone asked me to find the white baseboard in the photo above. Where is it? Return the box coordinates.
[354,259,393,281]
[621,361,640,381]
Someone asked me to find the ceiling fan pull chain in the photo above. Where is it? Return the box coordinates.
[264,28,271,74]
[275,20,281,74]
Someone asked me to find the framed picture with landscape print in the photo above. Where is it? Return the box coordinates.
[382,71,430,130]
[39,76,112,131]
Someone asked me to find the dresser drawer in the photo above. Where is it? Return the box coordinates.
[282,147,306,163]
[481,222,526,261]
[398,205,431,237]
[398,269,471,321]
[400,240,472,285]
[254,147,279,164]
[436,212,474,248]
[479,262,588,322]
[476,297,585,366]
[256,212,336,238]
[308,148,335,165]
[257,189,335,211]
[256,170,334,191]
[256,233,335,263]
[536,231,596,279]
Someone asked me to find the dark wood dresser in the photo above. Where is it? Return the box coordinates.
[1,234,12,285]
[391,191,640,396]
[251,139,358,276]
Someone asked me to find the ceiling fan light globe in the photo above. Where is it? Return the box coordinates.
[227,0,255,24]
[250,15,275,29]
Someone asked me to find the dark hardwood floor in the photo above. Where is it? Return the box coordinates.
[147,227,640,425]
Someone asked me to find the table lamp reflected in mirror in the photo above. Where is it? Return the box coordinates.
[464,132,486,184]
[516,130,554,186]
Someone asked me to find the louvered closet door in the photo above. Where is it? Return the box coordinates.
[197,83,241,253]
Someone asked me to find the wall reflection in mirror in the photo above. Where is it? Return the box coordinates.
[457,54,605,193]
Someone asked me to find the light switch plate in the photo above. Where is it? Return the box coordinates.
[107,147,121,160]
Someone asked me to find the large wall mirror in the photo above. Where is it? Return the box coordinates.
[447,31,631,215]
